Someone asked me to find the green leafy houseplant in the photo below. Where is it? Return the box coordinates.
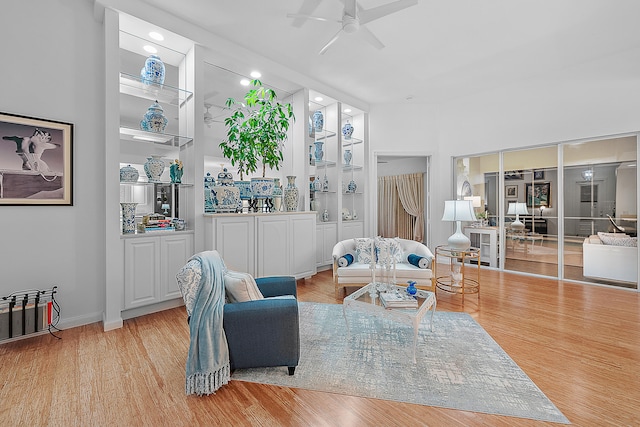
[220,79,295,180]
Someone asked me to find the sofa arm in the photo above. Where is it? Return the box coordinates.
[223,297,300,370]
[255,276,297,298]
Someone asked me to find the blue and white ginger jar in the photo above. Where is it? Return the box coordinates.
[119,164,139,183]
[313,110,324,132]
[144,156,165,183]
[342,120,354,140]
[347,179,357,193]
[140,100,168,133]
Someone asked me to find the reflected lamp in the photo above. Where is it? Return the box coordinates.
[442,200,477,250]
[507,202,528,231]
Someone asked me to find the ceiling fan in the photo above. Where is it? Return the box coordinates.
[287,0,418,55]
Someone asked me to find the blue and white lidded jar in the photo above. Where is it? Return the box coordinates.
[347,179,357,193]
[342,120,354,140]
[141,55,165,85]
[313,110,324,132]
[120,164,139,183]
[140,100,168,133]
[144,155,165,183]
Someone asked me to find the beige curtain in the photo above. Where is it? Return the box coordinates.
[377,173,424,241]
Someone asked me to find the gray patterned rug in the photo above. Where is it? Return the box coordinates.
[232,302,569,424]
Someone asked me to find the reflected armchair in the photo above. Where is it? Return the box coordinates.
[607,214,637,237]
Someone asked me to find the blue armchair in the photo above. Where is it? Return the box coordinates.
[223,276,300,375]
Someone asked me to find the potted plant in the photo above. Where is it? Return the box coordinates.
[220,79,295,199]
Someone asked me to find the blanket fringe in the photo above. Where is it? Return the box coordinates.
[186,363,230,396]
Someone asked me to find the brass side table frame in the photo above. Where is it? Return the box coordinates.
[435,246,480,304]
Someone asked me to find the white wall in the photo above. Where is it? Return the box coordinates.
[371,46,640,248]
[0,1,105,328]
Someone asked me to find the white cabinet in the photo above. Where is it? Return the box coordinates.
[204,213,316,279]
[316,223,338,266]
[342,221,364,241]
[464,226,498,267]
[124,233,194,309]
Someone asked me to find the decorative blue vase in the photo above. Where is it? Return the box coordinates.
[119,164,139,183]
[120,202,138,234]
[213,168,240,213]
[250,177,275,199]
[347,179,357,193]
[204,173,216,213]
[140,100,168,133]
[234,181,252,200]
[406,281,417,296]
[314,141,324,162]
[322,174,329,192]
[342,120,354,140]
[141,55,165,85]
[344,149,352,166]
[313,110,324,132]
[144,155,165,183]
[284,175,299,212]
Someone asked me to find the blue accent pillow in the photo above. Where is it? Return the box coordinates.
[408,253,432,269]
[338,253,354,267]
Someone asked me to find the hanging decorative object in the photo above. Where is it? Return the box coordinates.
[313,110,324,132]
[119,164,139,183]
[169,159,183,183]
[284,175,299,212]
[120,202,138,234]
[344,149,352,166]
[144,155,165,183]
[141,55,165,86]
[342,120,354,140]
[140,100,168,133]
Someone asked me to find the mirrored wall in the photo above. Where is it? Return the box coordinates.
[455,134,638,289]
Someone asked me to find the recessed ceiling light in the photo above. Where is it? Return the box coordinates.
[314,96,323,102]
[240,79,250,86]
[149,31,164,41]
[250,71,262,78]
[143,45,157,54]
[344,108,352,113]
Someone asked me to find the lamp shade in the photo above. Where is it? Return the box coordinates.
[507,202,529,216]
[464,196,482,208]
[442,200,477,222]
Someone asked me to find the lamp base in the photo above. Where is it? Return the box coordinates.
[448,231,471,251]
[510,220,525,231]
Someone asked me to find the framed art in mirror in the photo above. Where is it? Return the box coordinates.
[526,182,550,208]
[0,112,73,205]
[506,185,518,198]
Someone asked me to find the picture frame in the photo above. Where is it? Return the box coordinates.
[526,182,551,208]
[0,112,73,205]
[504,170,523,180]
[505,185,518,198]
[533,170,545,180]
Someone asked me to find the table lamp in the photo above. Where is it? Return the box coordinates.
[442,200,477,250]
[161,203,170,215]
[507,202,528,231]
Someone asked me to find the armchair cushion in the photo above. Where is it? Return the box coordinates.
[224,270,264,303]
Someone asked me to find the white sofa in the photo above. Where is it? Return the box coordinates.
[583,234,638,283]
[332,237,434,298]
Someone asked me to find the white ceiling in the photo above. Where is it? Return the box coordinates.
[137,0,640,105]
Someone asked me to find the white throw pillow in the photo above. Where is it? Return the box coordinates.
[224,270,264,303]
[354,237,375,263]
[597,231,632,245]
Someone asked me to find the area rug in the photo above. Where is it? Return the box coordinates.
[232,302,569,424]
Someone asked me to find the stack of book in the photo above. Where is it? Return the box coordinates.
[379,291,418,308]
[138,216,175,232]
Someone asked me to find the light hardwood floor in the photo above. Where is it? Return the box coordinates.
[1,268,639,426]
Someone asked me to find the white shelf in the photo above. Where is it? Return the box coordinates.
[311,159,337,167]
[342,164,363,171]
[342,137,363,147]
[314,130,337,141]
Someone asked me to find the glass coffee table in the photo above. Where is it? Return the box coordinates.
[342,283,436,363]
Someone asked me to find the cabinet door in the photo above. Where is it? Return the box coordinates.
[160,234,194,300]
[342,221,364,241]
[291,214,317,278]
[257,216,290,277]
[316,223,337,266]
[124,238,160,309]
[216,216,255,275]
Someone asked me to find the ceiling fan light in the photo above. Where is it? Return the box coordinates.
[342,16,359,33]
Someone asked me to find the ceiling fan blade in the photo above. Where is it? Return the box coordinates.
[359,26,385,50]
[359,0,418,25]
[286,13,340,24]
[319,29,344,55]
[290,0,323,28]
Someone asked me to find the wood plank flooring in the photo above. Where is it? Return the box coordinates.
[1,268,639,426]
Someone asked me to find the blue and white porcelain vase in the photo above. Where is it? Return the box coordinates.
[406,280,417,296]
[140,100,168,133]
[322,209,329,222]
[204,173,216,213]
[347,179,357,193]
[313,110,324,132]
[322,174,329,192]
[272,178,282,196]
[314,140,324,162]
[342,120,354,140]
[284,175,299,212]
[234,180,252,200]
[141,55,165,85]
[344,149,352,166]
[120,202,138,234]
[313,175,322,192]
[119,164,139,183]
[144,155,165,183]
[213,168,240,213]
